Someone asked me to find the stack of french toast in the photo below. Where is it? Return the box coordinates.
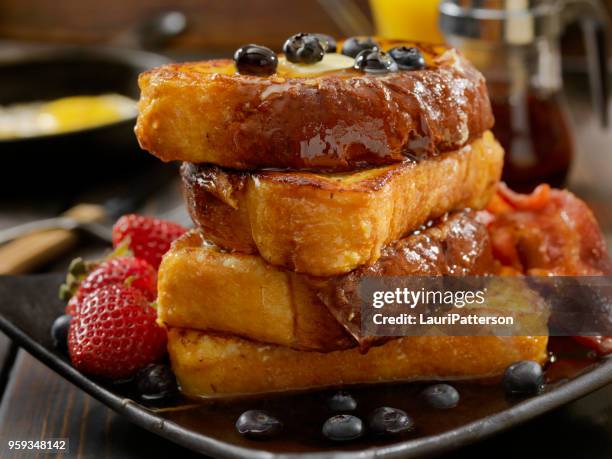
[135,38,551,398]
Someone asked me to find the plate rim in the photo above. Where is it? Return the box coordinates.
[0,278,611,459]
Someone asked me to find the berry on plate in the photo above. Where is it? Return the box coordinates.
[80,256,157,301]
[368,406,414,436]
[64,256,157,316]
[502,360,544,396]
[421,383,460,409]
[51,314,72,351]
[68,284,167,380]
[135,363,178,400]
[235,410,283,439]
[112,214,187,269]
[322,414,363,441]
[326,391,357,412]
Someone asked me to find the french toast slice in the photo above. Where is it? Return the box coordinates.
[158,232,353,351]
[167,329,548,397]
[158,212,496,351]
[182,131,503,276]
[136,40,494,171]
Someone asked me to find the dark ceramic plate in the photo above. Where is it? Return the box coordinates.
[1,274,611,459]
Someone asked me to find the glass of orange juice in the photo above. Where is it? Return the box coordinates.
[369,0,444,43]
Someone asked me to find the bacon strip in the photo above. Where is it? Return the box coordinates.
[486,183,611,276]
[484,183,612,354]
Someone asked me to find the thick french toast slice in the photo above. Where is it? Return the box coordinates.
[167,329,548,397]
[158,232,353,351]
[182,131,503,276]
[158,212,496,351]
[136,40,493,171]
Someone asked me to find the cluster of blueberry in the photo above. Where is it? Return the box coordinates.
[233,34,426,76]
[234,361,544,442]
[234,385,455,441]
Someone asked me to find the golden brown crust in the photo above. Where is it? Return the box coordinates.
[318,211,496,347]
[168,329,548,397]
[157,231,354,351]
[136,41,494,171]
[157,212,496,352]
[181,131,504,276]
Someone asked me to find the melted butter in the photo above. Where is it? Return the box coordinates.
[191,54,355,78]
[277,53,355,77]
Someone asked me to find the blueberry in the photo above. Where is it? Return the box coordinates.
[234,44,278,76]
[236,410,283,439]
[135,363,178,399]
[326,391,357,411]
[314,33,337,53]
[502,360,544,395]
[51,314,72,350]
[283,33,325,64]
[354,49,398,74]
[388,46,426,70]
[322,414,363,441]
[421,383,460,409]
[341,36,379,58]
[368,406,414,436]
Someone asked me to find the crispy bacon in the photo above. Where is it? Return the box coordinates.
[484,183,612,355]
[572,336,612,355]
[485,183,611,276]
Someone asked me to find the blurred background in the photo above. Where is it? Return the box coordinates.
[0,0,610,54]
[0,0,370,54]
[0,1,603,63]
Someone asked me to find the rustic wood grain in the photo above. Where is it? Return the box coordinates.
[0,351,203,459]
[0,332,16,402]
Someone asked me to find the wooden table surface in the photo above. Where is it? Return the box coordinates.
[0,76,611,458]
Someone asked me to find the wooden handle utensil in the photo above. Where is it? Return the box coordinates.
[0,204,106,275]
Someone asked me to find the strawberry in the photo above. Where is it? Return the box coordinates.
[112,214,187,269]
[65,256,157,316]
[79,256,157,301]
[68,284,167,380]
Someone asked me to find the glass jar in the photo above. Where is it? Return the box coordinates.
[439,0,608,191]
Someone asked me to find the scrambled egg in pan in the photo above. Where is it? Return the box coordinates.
[0,94,137,139]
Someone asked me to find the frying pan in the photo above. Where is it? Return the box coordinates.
[0,12,185,190]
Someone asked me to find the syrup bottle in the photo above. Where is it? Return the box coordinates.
[439,0,609,191]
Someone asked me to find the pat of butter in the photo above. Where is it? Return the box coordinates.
[278,53,354,76]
